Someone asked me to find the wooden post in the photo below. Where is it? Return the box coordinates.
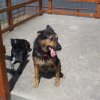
[77,9,79,17]
[39,0,42,15]
[24,6,26,15]
[96,3,100,18]
[0,23,10,100]
[62,8,64,15]
[6,0,13,31]
[48,0,52,14]
[35,6,37,14]
[18,8,19,17]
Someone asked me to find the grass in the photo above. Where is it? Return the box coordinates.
[1,14,34,30]
[0,19,8,24]
[13,14,33,24]
[0,14,31,24]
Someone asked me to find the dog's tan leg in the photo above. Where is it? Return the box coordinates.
[60,72,65,78]
[33,74,35,77]
[33,65,39,87]
[54,62,60,86]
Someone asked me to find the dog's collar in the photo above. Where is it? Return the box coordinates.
[36,51,49,58]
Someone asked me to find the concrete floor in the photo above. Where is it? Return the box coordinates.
[2,14,100,100]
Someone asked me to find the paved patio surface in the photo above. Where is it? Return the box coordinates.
[2,14,100,100]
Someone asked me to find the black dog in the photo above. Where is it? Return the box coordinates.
[32,25,64,87]
[10,38,30,74]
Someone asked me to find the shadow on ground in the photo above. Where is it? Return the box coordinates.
[5,54,30,91]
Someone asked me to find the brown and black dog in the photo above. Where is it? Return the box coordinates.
[32,25,64,87]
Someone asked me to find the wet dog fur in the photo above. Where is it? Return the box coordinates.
[32,25,64,87]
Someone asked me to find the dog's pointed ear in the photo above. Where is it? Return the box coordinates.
[37,30,43,37]
[11,38,14,44]
[46,25,54,32]
[11,38,13,42]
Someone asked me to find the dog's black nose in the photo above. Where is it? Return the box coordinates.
[56,43,62,51]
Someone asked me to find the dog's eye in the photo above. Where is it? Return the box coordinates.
[50,37,54,41]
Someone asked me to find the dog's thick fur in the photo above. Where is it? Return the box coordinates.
[32,25,64,87]
[10,38,30,74]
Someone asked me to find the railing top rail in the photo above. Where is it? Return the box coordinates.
[61,0,100,3]
[0,0,40,14]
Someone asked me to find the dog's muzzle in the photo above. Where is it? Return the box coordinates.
[56,42,62,51]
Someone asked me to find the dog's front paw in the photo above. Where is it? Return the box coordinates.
[54,80,60,86]
[33,81,39,88]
